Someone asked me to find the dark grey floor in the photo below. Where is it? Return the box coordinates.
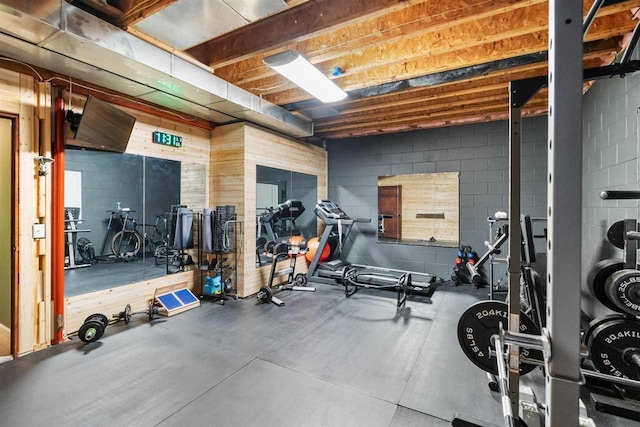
[65,258,168,297]
[0,283,633,426]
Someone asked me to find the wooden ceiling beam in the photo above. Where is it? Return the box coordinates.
[215,0,547,84]
[318,100,548,133]
[262,13,632,105]
[318,107,546,139]
[185,0,427,68]
[315,100,547,132]
[317,103,548,138]
[317,89,511,127]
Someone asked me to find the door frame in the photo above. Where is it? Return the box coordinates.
[0,112,19,357]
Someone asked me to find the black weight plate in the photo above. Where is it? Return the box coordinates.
[257,286,272,303]
[587,259,624,312]
[148,301,155,321]
[584,314,626,346]
[607,220,626,250]
[123,304,132,324]
[78,320,105,343]
[295,273,308,286]
[84,313,109,329]
[588,318,640,380]
[605,269,640,316]
[457,300,542,376]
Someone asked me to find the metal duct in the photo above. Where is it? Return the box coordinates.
[0,1,313,138]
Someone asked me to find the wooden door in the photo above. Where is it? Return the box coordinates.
[378,185,402,239]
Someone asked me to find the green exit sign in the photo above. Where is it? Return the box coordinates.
[152,131,182,147]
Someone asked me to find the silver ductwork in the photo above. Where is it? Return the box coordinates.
[0,1,313,137]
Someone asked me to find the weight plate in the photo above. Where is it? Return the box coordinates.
[295,273,308,286]
[123,304,132,324]
[457,300,542,376]
[257,286,272,304]
[78,320,105,343]
[605,269,640,316]
[607,220,626,250]
[84,313,109,329]
[587,259,624,312]
[584,314,626,346]
[148,301,155,322]
[588,318,640,380]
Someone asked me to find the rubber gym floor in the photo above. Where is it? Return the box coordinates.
[0,283,633,426]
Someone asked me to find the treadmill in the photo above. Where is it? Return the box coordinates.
[307,199,437,307]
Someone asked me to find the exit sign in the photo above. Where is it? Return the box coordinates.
[152,131,182,148]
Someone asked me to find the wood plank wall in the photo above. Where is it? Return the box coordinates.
[0,68,52,355]
[211,123,328,297]
[63,92,211,335]
[378,172,459,243]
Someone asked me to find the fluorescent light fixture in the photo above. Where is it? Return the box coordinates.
[263,51,347,103]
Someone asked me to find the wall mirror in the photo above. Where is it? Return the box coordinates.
[64,148,206,297]
[255,165,317,267]
[377,172,459,247]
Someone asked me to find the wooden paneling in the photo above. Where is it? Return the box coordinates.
[0,68,51,355]
[65,271,195,333]
[378,172,459,244]
[211,123,328,297]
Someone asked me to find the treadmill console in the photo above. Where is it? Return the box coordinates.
[315,199,350,220]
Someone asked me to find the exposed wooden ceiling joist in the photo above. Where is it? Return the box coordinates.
[185,0,428,68]
[263,12,633,105]
[214,0,548,84]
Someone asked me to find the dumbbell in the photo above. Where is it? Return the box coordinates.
[78,314,109,343]
[113,302,158,324]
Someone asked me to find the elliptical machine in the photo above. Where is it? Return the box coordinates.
[256,199,305,266]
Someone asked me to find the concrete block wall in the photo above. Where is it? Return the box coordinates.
[326,116,548,280]
[581,72,640,319]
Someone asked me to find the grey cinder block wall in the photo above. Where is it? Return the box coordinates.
[582,72,640,319]
[326,116,549,280]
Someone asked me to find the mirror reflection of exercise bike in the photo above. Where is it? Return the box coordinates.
[100,202,171,263]
[256,199,305,266]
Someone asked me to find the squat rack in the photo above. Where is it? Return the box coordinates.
[499,1,640,426]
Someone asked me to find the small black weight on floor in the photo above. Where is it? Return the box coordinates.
[587,259,625,312]
[79,313,108,343]
[605,269,640,316]
[294,273,307,286]
[148,301,156,321]
[457,300,542,376]
[257,286,272,304]
[607,220,626,250]
[224,278,233,293]
[588,316,640,380]
[114,304,133,324]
